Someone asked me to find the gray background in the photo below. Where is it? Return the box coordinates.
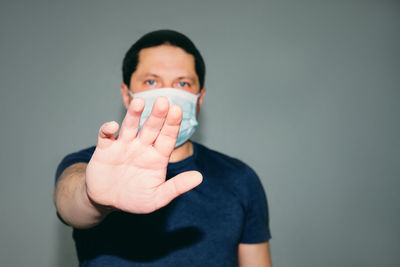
[0,0,399,266]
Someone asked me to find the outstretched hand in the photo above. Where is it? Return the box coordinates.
[85,97,203,214]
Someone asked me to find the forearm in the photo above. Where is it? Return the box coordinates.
[238,242,272,267]
[54,163,112,229]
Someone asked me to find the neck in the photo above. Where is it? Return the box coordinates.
[169,141,194,162]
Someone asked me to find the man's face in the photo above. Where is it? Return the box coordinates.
[121,44,205,113]
[130,45,201,94]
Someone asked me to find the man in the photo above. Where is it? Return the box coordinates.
[54,29,272,266]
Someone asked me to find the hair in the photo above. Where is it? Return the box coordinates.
[122,29,206,89]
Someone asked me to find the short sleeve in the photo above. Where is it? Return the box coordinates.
[55,146,96,184]
[239,166,271,243]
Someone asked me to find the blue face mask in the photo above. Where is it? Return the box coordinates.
[129,88,200,148]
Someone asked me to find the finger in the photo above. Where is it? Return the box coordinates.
[153,104,182,157]
[138,97,169,145]
[154,171,203,210]
[119,98,145,142]
[97,121,119,149]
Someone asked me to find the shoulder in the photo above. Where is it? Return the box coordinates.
[195,142,249,169]
[59,146,96,165]
[194,142,267,207]
[194,142,261,185]
[55,146,96,182]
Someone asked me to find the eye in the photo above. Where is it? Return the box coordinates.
[178,81,189,87]
[145,79,156,86]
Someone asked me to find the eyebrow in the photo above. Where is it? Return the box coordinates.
[142,73,197,84]
[177,76,197,84]
[143,73,160,79]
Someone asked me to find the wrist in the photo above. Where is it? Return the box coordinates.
[82,183,115,220]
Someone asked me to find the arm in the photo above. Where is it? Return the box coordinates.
[238,242,272,267]
[54,163,113,229]
[54,97,202,229]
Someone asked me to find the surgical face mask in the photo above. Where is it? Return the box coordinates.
[129,88,200,148]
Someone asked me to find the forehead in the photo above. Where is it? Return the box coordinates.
[135,45,196,75]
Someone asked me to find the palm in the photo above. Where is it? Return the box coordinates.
[85,97,202,214]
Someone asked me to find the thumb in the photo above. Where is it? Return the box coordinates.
[154,171,203,210]
[97,121,119,149]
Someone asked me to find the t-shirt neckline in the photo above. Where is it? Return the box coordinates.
[167,141,198,172]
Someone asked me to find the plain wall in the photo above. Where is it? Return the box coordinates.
[0,0,399,266]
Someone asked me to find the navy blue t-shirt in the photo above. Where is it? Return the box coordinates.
[55,142,271,266]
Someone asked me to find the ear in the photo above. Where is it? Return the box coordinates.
[120,83,131,109]
[198,87,206,108]
[196,87,206,116]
